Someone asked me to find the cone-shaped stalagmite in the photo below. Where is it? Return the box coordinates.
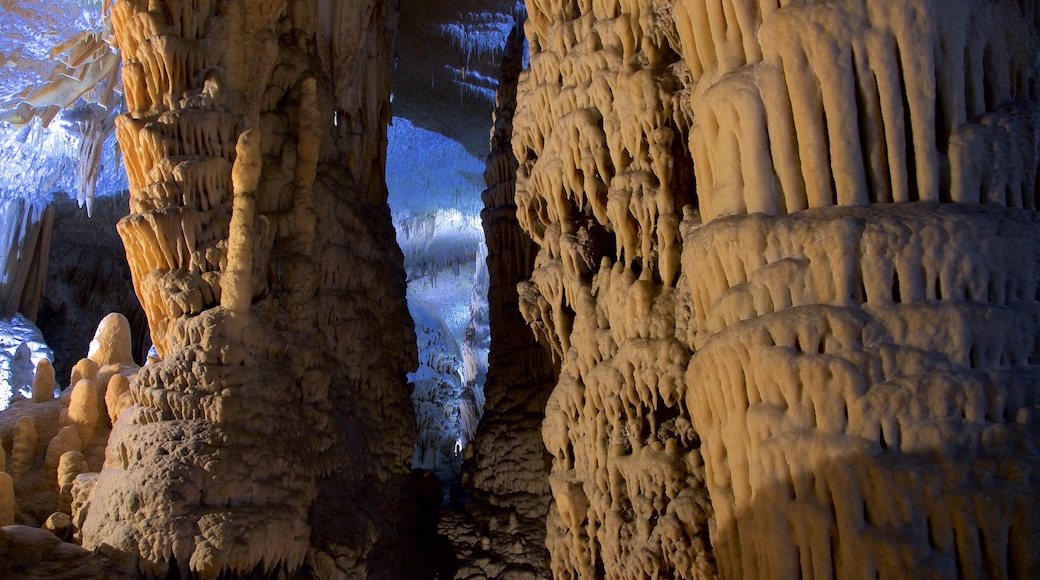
[31,359,55,403]
[44,427,82,483]
[56,451,87,514]
[63,380,98,446]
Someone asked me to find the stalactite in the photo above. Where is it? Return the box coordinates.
[515,0,1040,578]
[81,1,418,577]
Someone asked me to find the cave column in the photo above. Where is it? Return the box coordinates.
[79,1,418,577]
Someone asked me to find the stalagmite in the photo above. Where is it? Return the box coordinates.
[44,427,83,483]
[31,359,55,403]
[103,374,132,425]
[56,451,87,514]
[220,129,261,314]
[0,472,13,526]
[63,380,99,447]
[43,512,72,540]
[79,0,418,577]
[86,313,134,367]
[69,359,99,389]
[11,416,37,479]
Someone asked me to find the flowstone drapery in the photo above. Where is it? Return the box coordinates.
[514,0,1040,577]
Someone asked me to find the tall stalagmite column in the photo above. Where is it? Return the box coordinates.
[515,0,1040,578]
[80,1,417,577]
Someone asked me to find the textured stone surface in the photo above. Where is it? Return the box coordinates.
[513,0,1040,578]
[0,525,104,579]
[2,1,1040,578]
[79,1,418,577]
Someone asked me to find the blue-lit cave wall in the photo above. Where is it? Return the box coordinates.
[0,0,136,409]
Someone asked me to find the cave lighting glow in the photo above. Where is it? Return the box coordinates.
[0,0,126,410]
[0,314,53,409]
[386,116,490,484]
[0,0,127,206]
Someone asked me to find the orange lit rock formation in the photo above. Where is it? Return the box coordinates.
[515,0,1040,577]
[2,0,1040,578]
[77,1,417,577]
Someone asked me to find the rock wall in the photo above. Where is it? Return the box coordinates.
[394,0,524,157]
[78,1,417,577]
[0,200,54,322]
[514,0,1040,578]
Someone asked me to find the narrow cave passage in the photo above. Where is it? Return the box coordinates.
[389,0,525,501]
[385,117,490,496]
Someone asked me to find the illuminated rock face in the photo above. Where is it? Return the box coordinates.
[514,0,1040,578]
[79,1,416,577]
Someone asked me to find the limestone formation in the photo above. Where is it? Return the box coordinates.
[44,427,83,484]
[69,473,97,545]
[11,416,37,480]
[31,358,55,403]
[0,201,55,322]
[0,472,13,527]
[512,0,1040,578]
[62,380,98,447]
[80,1,418,577]
[1,0,1038,577]
[86,313,135,369]
[56,451,87,515]
[0,525,103,579]
[43,512,72,541]
[103,374,132,425]
[68,359,98,391]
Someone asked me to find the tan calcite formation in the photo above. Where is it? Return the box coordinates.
[31,359,55,403]
[86,313,135,367]
[1,445,15,534]
[44,427,83,484]
[56,451,88,515]
[515,1,712,577]
[68,359,99,391]
[81,0,417,577]
[683,204,1040,578]
[10,417,38,480]
[0,317,131,533]
[63,380,99,446]
[104,374,133,424]
[0,473,13,527]
[514,0,1040,578]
